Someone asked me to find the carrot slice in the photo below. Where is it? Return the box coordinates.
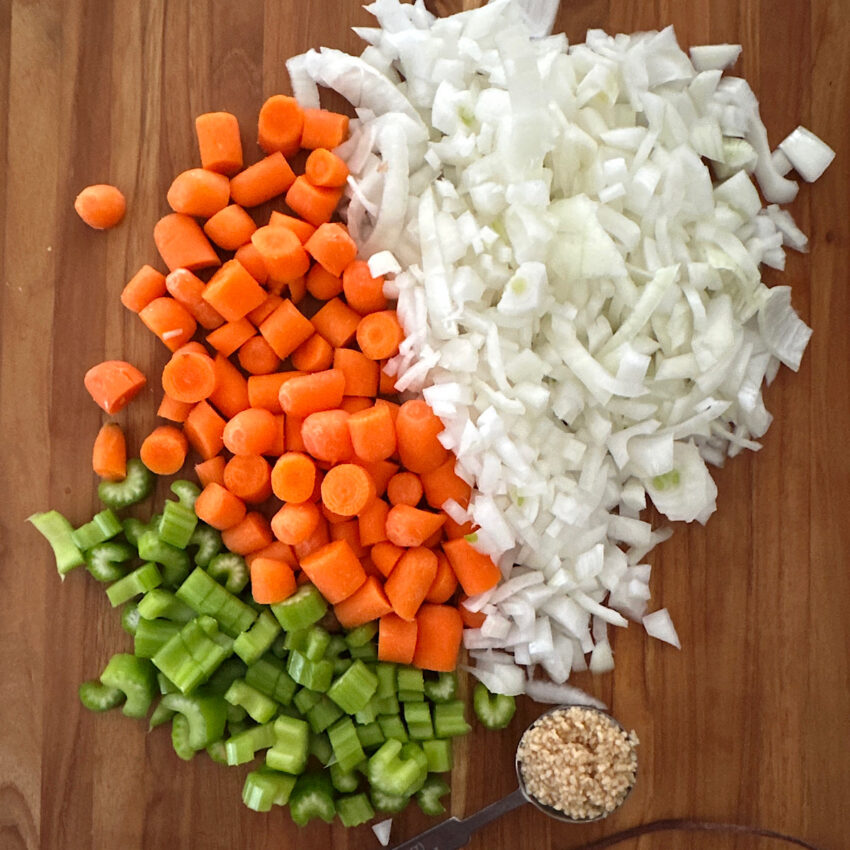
[161,347,216,403]
[258,95,304,158]
[206,318,255,358]
[194,482,246,530]
[234,242,269,285]
[378,613,418,665]
[387,472,423,507]
[165,269,225,330]
[247,371,304,413]
[203,259,266,322]
[304,222,357,277]
[258,299,314,359]
[385,504,446,548]
[166,168,230,218]
[301,409,353,464]
[230,152,296,207]
[442,537,502,596]
[412,604,463,672]
[238,336,281,376]
[158,393,194,423]
[310,297,360,347]
[278,369,345,418]
[333,348,379,397]
[74,184,126,230]
[299,539,367,604]
[195,112,242,175]
[306,264,343,300]
[424,552,458,604]
[223,407,278,456]
[395,399,449,474]
[320,464,376,517]
[347,403,396,463]
[251,225,310,283]
[358,497,390,547]
[154,213,221,272]
[203,204,257,251]
[270,501,321,545]
[184,400,226,460]
[356,310,403,360]
[305,148,349,188]
[291,333,334,373]
[245,541,297,569]
[334,576,392,629]
[268,211,316,244]
[195,455,226,488]
[84,360,147,414]
[92,422,127,481]
[140,424,188,475]
[221,511,274,555]
[208,353,250,419]
[250,557,296,604]
[285,176,343,227]
[121,265,167,313]
[342,260,386,315]
[271,452,317,503]
[300,108,350,150]
[371,541,404,578]
[384,547,438,621]
[223,454,272,504]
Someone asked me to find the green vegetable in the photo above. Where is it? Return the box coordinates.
[138,530,191,588]
[329,761,360,793]
[266,715,310,775]
[176,567,257,637]
[161,692,228,750]
[225,722,277,766]
[416,774,450,816]
[433,701,471,739]
[134,617,181,659]
[233,611,281,666]
[307,695,344,734]
[245,655,296,706]
[97,458,154,509]
[224,679,277,724]
[188,523,221,567]
[422,738,453,773]
[304,625,331,662]
[202,656,247,697]
[327,660,378,714]
[152,617,233,694]
[396,667,424,694]
[367,739,428,797]
[288,772,336,827]
[355,721,385,751]
[158,500,198,549]
[344,621,378,648]
[120,601,141,636]
[29,510,86,576]
[85,541,135,582]
[472,682,516,730]
[336,792,374,827]
[328,716,366,773]
[78,680,125,712]
[309,731,334,766]
[242,768,297,812]
[121,517,148,549]
[270,583,327,632]
[377,714,408,743]
[99,653,157,718]
[71,508,122,551]
[287,651,333,692]
[137,588,195,623]
[424,672,458,704]
[148,699,176,730]
[207,551,249,594]
[170,479,200,509]
[171,713,196,760]
[403,701,434,741]
[370,787,408,813]
[106,562,162,607]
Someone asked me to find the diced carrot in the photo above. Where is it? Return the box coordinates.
[84,360,147,414]
[121,265,167,313]
[238,336,281,375]
[184,400,227,460]
[245,540,297,569]
[247,371,303,413]
[247,293,283,327]
[140,424,188,475]
[443,517,478,540]
[164,269,224,330]
[442,537,502,597]
[300,108,350,150]
[230,152,296,207]
[207,353,250,419]
[195,455,226,488]
[161,347,216,404]
[271,452,317,503]
[158,393,194,423]
[138,293,198,350]
[342,260,386,315]
[166,168,230,218]
[358,497,390,547]
[304,223,357,277]
[346,403,396,463]
[311,297,360,347]
[299,539,366,604]
[384,547,438,621]
[251,225,310,283]
[425,552,458,604]
[154,213,221,273]
[385,504,446,548]
[305,148,349,188]
[322,504,349,525]
[206,317,255,357]
[268,211,316,244]
[195,112,243,175]
[379,364,397,396]
[257,95,304,158]
[374,398,400,425]
[203,204,257,251]
[223,453,272,503]
[395,399,449,474]
[422,526,444,549]
[421,457,472,511]
[291,333,334,373]
[266,413,286,457]
[194,482,247,530]
[321,464,376,517]
[223,407,278,456]
[92,422,127,481]
[301,409,353,464]
[458,595,486,629]
[293,515,329,561]
[355,459,399,497]
[259,299,314,359]
[74,183,126,229]
[250,557,297,605]
[371,541,403,578]
[288,275,307,304]
[306,264,343,300]
[387,472,423,507]
[285,176,342,227]
[378,613,418,664]
[328,520,367,560]
[340,397,373,415]
[278,369,345,418]
[203,259,266,322]
[271,501,321,545]
[234,242,269,285]
[285,414,306,453]
[334,576,392,629]
[412,604,463,672]
[356,310,403,360]
[221,511,274,555]
[333,348,379,397]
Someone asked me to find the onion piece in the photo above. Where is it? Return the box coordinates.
[642,608,681,649]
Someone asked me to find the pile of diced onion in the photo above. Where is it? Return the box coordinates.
[288,0,834,701]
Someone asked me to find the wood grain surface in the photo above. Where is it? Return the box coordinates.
[1,1,848,848]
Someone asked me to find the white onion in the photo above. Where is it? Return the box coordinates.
[372,818,393,847]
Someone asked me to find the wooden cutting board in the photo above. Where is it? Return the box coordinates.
[2,1,848,848]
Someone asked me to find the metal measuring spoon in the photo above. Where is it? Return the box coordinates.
[388,704,637,850]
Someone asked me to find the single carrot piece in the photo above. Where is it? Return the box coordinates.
[320,464,376,517]
[221,511,274,555]
[268,211,316,244]
[378,613,418,664]
[340,397,373,415]
[153,213,221,273]
[278,369,345,418]
[271,452,317,503]
[322,503,349,525]
[206,317,255,357]
[158,393,194,423]
[356,310,403,360]
[306,264,343,300]
[442,537,502,596]
[412,604,463,672]
[355,458,399,497]
[250,557,297,605]
[425,552,458,604]
[329,520,368,557]
[223,407,278,456]
[384,547,438,622]
[247,371,303,413]
[286,414,306,454]
[304,223,357,277]
[140,424,188,475]
[251,225,310,283]
[161,347,216,404]
[164,269,224,330]
[184,400,226,460]
[208,353,250,419]
[358,497,390,547]
[259,299,314,359]
[74,184,126,229]
[395,399,449,474]
[422,527,444,550]
[195,112,242,175]
[301,409,353,464]
[230,152,296,207]
[267,413,286,457]
[291,333,334,373]
[375,397,400,425]
[121,265,167,313]
[247,293,283,327]
[203,259,266,322]
[195,455,226,488]
[387,472,423,507]
[84,360,147,414]
[224,453,272,503]
[298,540,366,604]
[166,168,230,218]
[293,515,329,561]
[245,540,297,569]
[333,348,379,398]
[346,403,396,463]
[385,504,446,548]
[270,501,321,545]
[92,422,127,481]
[458,595,486,628]
[300,108,350,150]
[203,204,257,251]
[379,364,397,396]
[234,242,269,285]
[334,576,392,629]
[371,541,403,578]
[257,95,305,158]
[238,336,281,375]
[443,517,478,540]
[310,297,361,348]
[288,275,307,304]
[285,176,343,227]
[420,457,472,511]
[305,148,349,188]
[342,260,387,315]
[194,482,246,530]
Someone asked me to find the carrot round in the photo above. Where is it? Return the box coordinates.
[203,259,266,322]
[247,293,283,327]
[271,452,316,503]
[306,264,343,300]
[342,260,387,315]
[247,371,302,413]
[230,152,296,208]
[164,269,224,330]
[384,547,438,622]
[425,552,458,604]
[166,168,230,218]
[153,213,221,273]
[74,184,126,229]
[158,393,194,423]
[442,537,502,597]
[206,318,255,358]
[334,576,392,629]
[278,369,345,418]
[203,204,257,251]
[333,349,379,398]
[379,364,397,396]
[140,424,188,475]
[221,511,274,555]
[371,541,403,579]
[293,515,330,561]
[195,112,243,175]
[385,504,446,548]
[234,242,269,285]
[285,176,343,227]
[194,482,247,530]
[84,360,147,414]
[305,148,349,188]
[304,222,357,277]
[184,400,227,460]
[340,397,373,415]
[356,310,403,360]
[121,265,167,313]
[300,108,350,150]
[223,454,272,503]
[395,399,449,474]
[356,459,399,498]
[161,347,216,404]
[291,333,334,373]
[358,497,390,547]
[251,225,310,283]
[299,539,366,604]
[138,296,198,353]
[238,336,281,376]
[421,457,472,511]
[301,409,353,464]
[268,211,316,244]
[257,94,304,158]
[270,501,321,545]
[92,422,127,481]
[250,557,296,605]
[320,464,376,517]
[310,297,361,348]
[287,275,307,303]
[387,472,423,507]
[346,404,396,463]
[223,407,278,456]
[195,455,226,488]
[246,541,297,570]
[378,613,418,665]
[458,595,487,629]
[208,353,250,419]
[412,604,463,672]
[259,299,314,359]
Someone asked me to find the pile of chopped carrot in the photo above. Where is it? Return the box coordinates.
[87,95,502,673]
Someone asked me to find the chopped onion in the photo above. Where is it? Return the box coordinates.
[372,818,393,847]
[642,608,681,649]
[778,125,836,183]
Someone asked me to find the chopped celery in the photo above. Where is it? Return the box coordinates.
[224,679,278,724]
[287,651,333,692]
[329,761,360,793]
[309,731,334,766]
[85,541,135,582]
[424,672,458,704]
[138,530,191,588]
[472,682,517,730]
[336,792,375,827]
[225,722,277,766]
[266,715,310,775]
[99,653,157,718]
[416,774,450,816]
[71,508,122,551]
[29,510,86,576]
[245,656,296,706]
[106,562,162,607]
[78,680,124,712]
[207,551,248,594]
[158,500,198,549]
[148,699,176,730]
[288,772,336,827]
[403,701,434,741]
[97,458,154,509]
[189,523,221,567]
[270,583,327,632]
[328,716,367,773]
[370,787,409,813]
[171,713,196,761]
[304,626,331,662]
[367,739,428,797]
[121,517,148,549]
[121,601,141,636]
[137,588,195,623]
[176,567,257,637]
[307,695,344,734]
[422,738,453,773]
[375,663,397,699]
[356,721,385,751]
[242,768,297,812]
[134,618,181,659]
[396,667,424,694]
[433,701,471,739]
[349,642,378,661]
[398,689,426,703]
[206,740,228,764]
[327,660,378,714]
[378,714,408,743]
[294,688,323,715]
[344,622,378,648]
[170,479,201,509]
[203,656,248,697]
[161,692,228,750]
[233,611,281,666]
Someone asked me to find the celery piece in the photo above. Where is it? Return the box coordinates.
[307,695,344,734]
[158,500,198,549]
[204,657,248,696]
[270,583,327,632]
[324,635,348,661]
[309,731,334,766]
[333,657,352,675]
[344,621,378,648]
[327,660,378,714]
[189,523,221,567]
[288,772,336,826]
[233,611,281,666]
[328,716,367,773]
[378,714,408,743]
[329,761,360,793]
[422,739,453,774]
[170,479,201,509]
[138,530,191,588]
[29,510,86,576]
[396,667,424,694]
[161,692,228,750]
[97,458,154,509]
[370,787,409,813]
[148,698,176,730]
[171,713,196,761]
[134,618,181,659]
[225,722,277,766]
[207,551,248,594]
[398,689,426,703]
[71,508,123,551]
[304,626,331,662]
[336,792,375,827]
[242,768,297,812]
[416,774,450,816]
[99,653,157,718]
[433,701,471,739]
[375,663,397,699]
[266,714,309,775]
[78,680,125,712]
[121,601,141,636]
[176,567,257,636]
[293,687,323,715]
[374,695,399,716]
[85,541,136,582]
[423,672,458,704]
[354,695,380,726]
[206,740,228,764]
[226,703,247,724]
[121,517,148,549]
[356,721,386,751]
[245,655,296,706]
[472,682,516,730]
[224,679,278,725]
[367,739,428,797]
[106,562,162,607]
[287,651,333,693]
[349,642,378,661]
[403,701,434,741]
[137,588,195,623]
[152,618,233,694]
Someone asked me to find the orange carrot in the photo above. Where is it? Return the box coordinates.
[384,547,438,621]
[234,242,269,285]
[257,95,304,158]
[293,515,329,561]
[387,472,423,507]
[334,576,392,629]
[92,422,127,481]
[355,459,398,497]
[220,510,274,555]
[310,297,360,347]
[300,108,350,150]
[458,595,486,628]
[74,183,126,230]
[305,148,349,188]
[395,399,448,474]
[158,393,194,423]
[412,604,463,672]
[342,260,386,315]
[334,351,379,399]
[306,264,343,300]
[291,333,334,372]
[420,457,471,511]
[271,501,321,545]
[247,293,283,327]
[259,299,314,359]
[442,537,502,596]
[379,364,397,396]
[425,552,458,604]
[346,403,396,463]
[385,504,446,548]
[251,225,310,283]
[154,213,221,273]
[166,168,230,218]
[267,413,286,457]
[195,112,243,175]
[164,269,224,330]
[206,318,256,357]
[422,526,444,549]
[285,176,343,227]
[194,482,247,530]
[84,360,147,414]
[378,613,418,664]
[223,453,272,503]
[320,463,376,517]
[288,275,307,304]
[358,497,390,547]
[286,415,307,454]
[203,259,266,322]
[245,540,297,570]
[322,504,349,525]
[278,369,345,418]
[304,222,357,277]
[207,353,250,419]
[223,407,278,456]
[195,455,226,488]
[268,211,316,244]
[140,424,188,475]
[271,451,316,503]
[371,541,403,578]
[250,557,297,605]
[121,265,167,313]
[340,397,373,415]
[443,517,478,540]
[230,152,296,207]
[184,400,226,460]
[247,371,303,413]
[356,310,403,360]
[238,336,281,375]
[161,347,216,404]
[299,539,366,604]
[301,409,353,464]
[203,204,257,251]
[374,398,400,425]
